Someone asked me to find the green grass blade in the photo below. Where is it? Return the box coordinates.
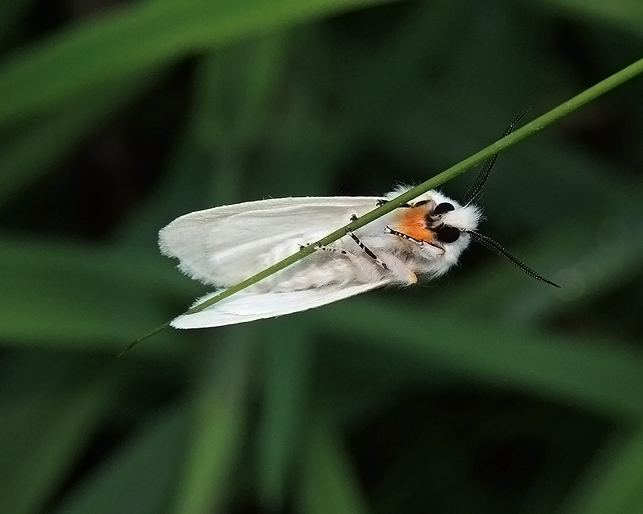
[542,0,643,36]
[298,415,370,514]
[0,72,155,205]
[0,0,390,126]
[53,408,187,514]
[560,427,643,514]
[257,320,314,509]
[171,334,254,514]
[0,238,197,351]
[316,300,643,421]
[0,360,120,514]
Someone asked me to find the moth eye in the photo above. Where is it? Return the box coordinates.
[435,226,460,244]
[433,202,455,216]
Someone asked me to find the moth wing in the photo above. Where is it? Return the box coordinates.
[170,279,390,329]
[159,197,380,286]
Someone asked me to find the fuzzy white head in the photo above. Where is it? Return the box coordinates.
[371,187,481,279]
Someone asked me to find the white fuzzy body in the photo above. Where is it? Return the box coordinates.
[159,186,480,328]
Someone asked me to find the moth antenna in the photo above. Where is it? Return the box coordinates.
[463,111,528,206]
[466,230,560,288]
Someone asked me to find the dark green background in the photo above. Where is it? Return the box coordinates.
[1,0,643,513]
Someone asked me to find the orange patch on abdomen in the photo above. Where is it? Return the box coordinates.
[394,206,434,242]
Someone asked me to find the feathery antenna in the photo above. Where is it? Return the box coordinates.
[463,111,528,206]
[466,230,559,287]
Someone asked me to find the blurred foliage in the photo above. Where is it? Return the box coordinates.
[1,0,643,513]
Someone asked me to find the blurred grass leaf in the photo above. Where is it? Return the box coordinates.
[52,407,188,514]
[171,335,254,514]
[0,72,156,206]
[0,357,121,514]
[0,0,391,127]
[0,238,198,351]
[541,0,643,36]
[560,427,643,514]
[298,414,370,514]
[317,299,643,421]
[257,320,314,508]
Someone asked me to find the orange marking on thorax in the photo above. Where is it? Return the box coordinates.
[394,205,434,242]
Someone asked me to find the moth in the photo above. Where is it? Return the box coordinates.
[160,120,557,329]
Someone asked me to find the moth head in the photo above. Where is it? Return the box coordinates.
[399,113,559,287]
[424,194,480,251]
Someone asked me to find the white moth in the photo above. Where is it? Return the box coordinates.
[160,119,557,329]
[160,187,481,328]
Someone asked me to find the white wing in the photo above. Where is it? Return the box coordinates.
[170,279,390,328]
[159,196,381,287]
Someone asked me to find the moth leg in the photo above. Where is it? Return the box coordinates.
[385,226,426,244]
[376,198,431,208]
[316,245,351,256]
[346,231,391,272]
[376,199,414,208]
[343,214,390,271]
[299,242,324,252]
[350,229,417,284]
[385,226,444,252]
[300,241,355,259]
[346,215,417,283]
